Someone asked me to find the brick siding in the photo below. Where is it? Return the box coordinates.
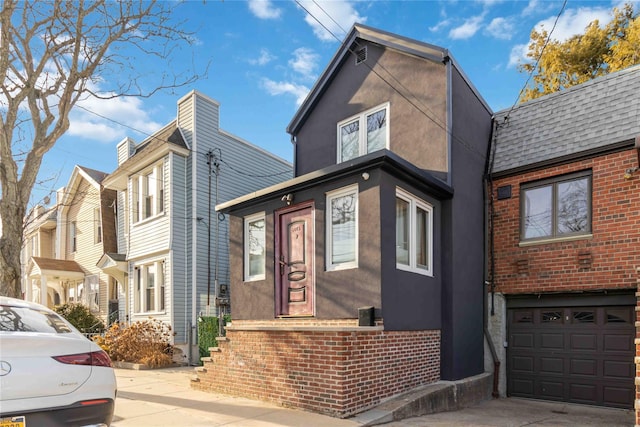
[491,149,640,295]
[192,321,440,417]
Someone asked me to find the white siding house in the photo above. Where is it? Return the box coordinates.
[21,166,118,324]
[102,91,292,363]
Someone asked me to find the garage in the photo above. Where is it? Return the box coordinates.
[507,294,635,408]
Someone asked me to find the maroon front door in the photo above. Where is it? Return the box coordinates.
[275,202,314,317]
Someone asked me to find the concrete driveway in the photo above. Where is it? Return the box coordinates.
[112,366,634,426]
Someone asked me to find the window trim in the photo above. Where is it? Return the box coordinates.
[69,221,77,253]
[520,170,592,243]
[337,102,390,163]
[395,187,433,277]
[132,161,165,225]
[244,212,266,282]
[326,184,359,271]
[133,259,166,314]
[94,208,102,244]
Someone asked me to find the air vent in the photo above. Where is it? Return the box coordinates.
[355,46,367,65]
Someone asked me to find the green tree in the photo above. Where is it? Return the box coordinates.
[0,1,200,298]
[519,3,639,102]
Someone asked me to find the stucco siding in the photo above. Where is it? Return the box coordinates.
[295,41,448,177]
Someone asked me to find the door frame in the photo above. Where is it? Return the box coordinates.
[274,200,315,317]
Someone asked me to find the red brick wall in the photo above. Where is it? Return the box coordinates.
[491,149,640,294]
[193,323,440,417]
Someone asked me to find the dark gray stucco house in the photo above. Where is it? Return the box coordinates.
[193,24,493,417]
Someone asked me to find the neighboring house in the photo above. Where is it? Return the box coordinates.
[22,165,118,323]
[101,90,292,364]
[487,65,640,411]
[195,24,493,417]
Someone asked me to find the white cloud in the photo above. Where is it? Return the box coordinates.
[249,48,276,66]
[449,14,485,40]
[261,78,310,106]
[289,47,320,80]
[298,0,366,42]
[429,19,451,33]
[534,6,610,42]
[248,0,282,20]
[508,43,529,68]
[486,17,515,40]
[509,6,613,67]
[68,95,162,143]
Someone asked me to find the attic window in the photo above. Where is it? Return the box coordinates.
[355,46,367,65]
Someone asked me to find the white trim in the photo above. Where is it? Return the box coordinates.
[244,212,266,282]
[337,102,390,163]
[395,187,433,277]
[325,185,359,271]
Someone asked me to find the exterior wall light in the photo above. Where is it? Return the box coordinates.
[624,167,639,180]
[281,193,293,205]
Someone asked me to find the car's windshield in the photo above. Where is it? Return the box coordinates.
[0,305,73,333]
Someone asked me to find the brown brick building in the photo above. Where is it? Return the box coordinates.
[487,65,640,415]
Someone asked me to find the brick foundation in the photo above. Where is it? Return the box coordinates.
[192,320,440,417]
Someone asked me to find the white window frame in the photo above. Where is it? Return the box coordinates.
[337,102,390,163]
[132,161,165,224]
[133,259,165,314]
[326,185,358,271]
[86,274,99,313]
[70,221,77,252]
[395,188,433,277]
[94,208,102,244]
[244,212,266,281]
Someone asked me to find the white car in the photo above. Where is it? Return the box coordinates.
[0,296,116,427]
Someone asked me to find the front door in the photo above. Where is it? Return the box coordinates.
[275,202,314,317]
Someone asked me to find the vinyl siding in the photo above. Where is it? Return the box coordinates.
[65,179,109,319]
[170,152,189,343]
[116,191,128,253]
[127,159,171,259]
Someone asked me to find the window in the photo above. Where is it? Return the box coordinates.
[86,275,99,313]
[70,221,77,252]
[94,208,102,244]
[337,103,389,162]
[244,212,266,281]
[67,280,84,304]
[521,171,591,241]
[396,188,433,276]
[134,261,165,313]
[132,162,164,223]
[326,185,358,270]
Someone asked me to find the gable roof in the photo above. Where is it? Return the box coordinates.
[491,65,640,176]
[287,23,489,135]
[103,121,190,189]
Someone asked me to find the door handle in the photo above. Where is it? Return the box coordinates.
[279,255,286,276]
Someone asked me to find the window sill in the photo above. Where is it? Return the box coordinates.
[132,311,167,316]
[396,263,433,277]
[326,263,358,272]
[519,233,593,247]
[133,211,166,227]
[244,276,265,282]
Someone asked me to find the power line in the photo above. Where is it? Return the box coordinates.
[295,0,487,161]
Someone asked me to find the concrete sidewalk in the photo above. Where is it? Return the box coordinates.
[112,366,634,427]
[112,366,361,426]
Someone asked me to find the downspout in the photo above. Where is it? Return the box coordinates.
[483,117,500,398]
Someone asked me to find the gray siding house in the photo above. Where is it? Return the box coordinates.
[101,91,292,363]
[194,25,493,417]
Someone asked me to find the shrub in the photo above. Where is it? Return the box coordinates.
[198,315,231,360]
[95,319,175,368]
[54,303,105,334]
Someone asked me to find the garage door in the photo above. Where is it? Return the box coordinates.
[508,305,634,408]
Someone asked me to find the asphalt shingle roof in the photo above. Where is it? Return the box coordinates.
[491,65,640,175]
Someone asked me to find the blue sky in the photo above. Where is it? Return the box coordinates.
[31,0,637,207]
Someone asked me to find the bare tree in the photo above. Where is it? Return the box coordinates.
[0,0,200,298]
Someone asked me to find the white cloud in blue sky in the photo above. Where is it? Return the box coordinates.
[449,14,486,40]
[249,48,277,66]
[288,47,320,81]
[486,17,515,40]
[297,0,366,42]
[248,0,282,20]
